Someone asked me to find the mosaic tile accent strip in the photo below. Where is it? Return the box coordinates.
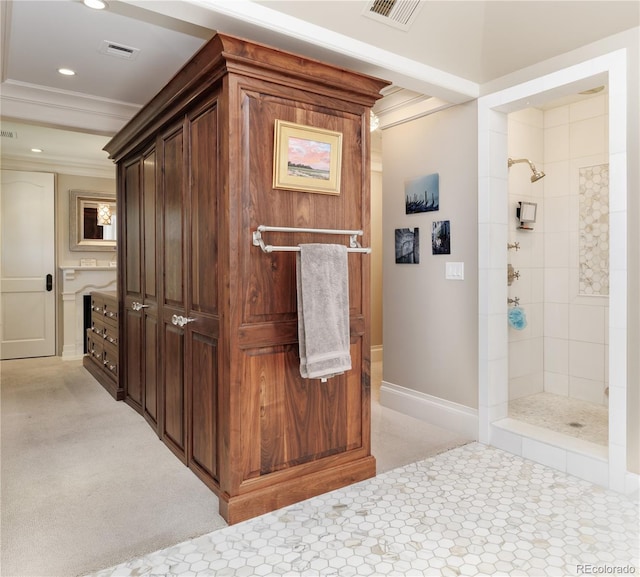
[579,164,609,296]
[89,443,639,577]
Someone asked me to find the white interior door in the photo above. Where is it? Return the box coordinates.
[1,170,56,359]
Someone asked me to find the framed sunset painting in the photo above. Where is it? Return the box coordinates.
[273,120,343,194]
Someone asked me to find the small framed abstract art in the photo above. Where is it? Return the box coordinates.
[432,220,451,255]
[395,228,420,264]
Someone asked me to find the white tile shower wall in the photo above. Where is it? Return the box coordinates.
[508,95,609,406]
[507,109,545,401]
[543,93,609,407]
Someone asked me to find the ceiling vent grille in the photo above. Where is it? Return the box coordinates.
[363,0,422,30]
[1,130,17,139]
[99,40,140,60]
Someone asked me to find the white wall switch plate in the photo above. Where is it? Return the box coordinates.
[445,261,464,280]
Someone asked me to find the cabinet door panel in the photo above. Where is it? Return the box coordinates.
[163,323,185,459]
[189,103,218,317]
[143,150,157,300]
[124,161,141,297]
[124,309,142,407]
[190,332,218,481]
[242,344,361,478]
[144,314,158,427]
[162,128,184,307]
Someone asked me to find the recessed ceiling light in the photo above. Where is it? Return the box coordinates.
[84,0,108,9]
[31,148,43,153]
[58,68,76,76]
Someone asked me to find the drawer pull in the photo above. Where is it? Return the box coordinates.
[171,314,196,327]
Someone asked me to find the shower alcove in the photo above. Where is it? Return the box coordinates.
[478,50,630,493]
[505,95,610,454]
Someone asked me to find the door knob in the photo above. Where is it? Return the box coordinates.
[171,314,196,327]
[131,301,150,311]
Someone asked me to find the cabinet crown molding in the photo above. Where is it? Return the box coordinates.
[104,33,390,162]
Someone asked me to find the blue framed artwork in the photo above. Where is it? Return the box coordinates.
[405,173,439,214]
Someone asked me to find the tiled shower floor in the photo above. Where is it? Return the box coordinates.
[509,392,608,447]
[89,443,638,577]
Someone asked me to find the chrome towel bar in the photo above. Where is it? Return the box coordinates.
[252,225,371,254]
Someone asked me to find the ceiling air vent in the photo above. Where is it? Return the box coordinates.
[1,130,17,139]
[99,40,140,60]
[363,0,422,30]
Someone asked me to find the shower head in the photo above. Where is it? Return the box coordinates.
[530,168,545,183]
[508,157,545,182]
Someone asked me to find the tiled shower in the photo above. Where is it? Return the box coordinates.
[506,92,609,446]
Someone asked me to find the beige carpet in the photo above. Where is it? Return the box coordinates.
[1,357,469,577]
[1,357,226,577]
[369,361,470,473]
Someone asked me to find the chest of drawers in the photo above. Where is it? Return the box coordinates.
[83,291,124,400]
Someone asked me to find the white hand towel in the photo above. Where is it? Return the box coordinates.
[296,243,351,380]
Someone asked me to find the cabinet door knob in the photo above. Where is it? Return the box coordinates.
[132,301,150,311]
[171,314,196,327]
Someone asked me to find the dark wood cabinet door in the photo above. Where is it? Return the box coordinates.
[122,157,143,412]
[141,148,159,429]
[160,123,187,461]
[120,148,160,427]
[186,100,220,485]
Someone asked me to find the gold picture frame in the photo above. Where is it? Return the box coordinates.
[273,120,343,195]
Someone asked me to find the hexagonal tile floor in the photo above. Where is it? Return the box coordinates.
[88,443,638,576]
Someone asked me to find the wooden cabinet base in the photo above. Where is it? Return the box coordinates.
[219,456,376,525]
[83,356,124,401]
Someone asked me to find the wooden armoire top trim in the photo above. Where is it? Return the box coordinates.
[104,33,390,163]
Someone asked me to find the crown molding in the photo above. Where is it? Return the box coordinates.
[374,88,456,130]
[0,154,115,179]
[0,80,140,135]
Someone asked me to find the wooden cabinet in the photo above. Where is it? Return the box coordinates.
[120,147,160,431]
[83,291,123,400]
[105,33,389,524]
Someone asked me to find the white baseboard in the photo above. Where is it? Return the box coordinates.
[626,471,640,497]
[371,345,383,363]
[380,380,478,440]
[61,344,83,360]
